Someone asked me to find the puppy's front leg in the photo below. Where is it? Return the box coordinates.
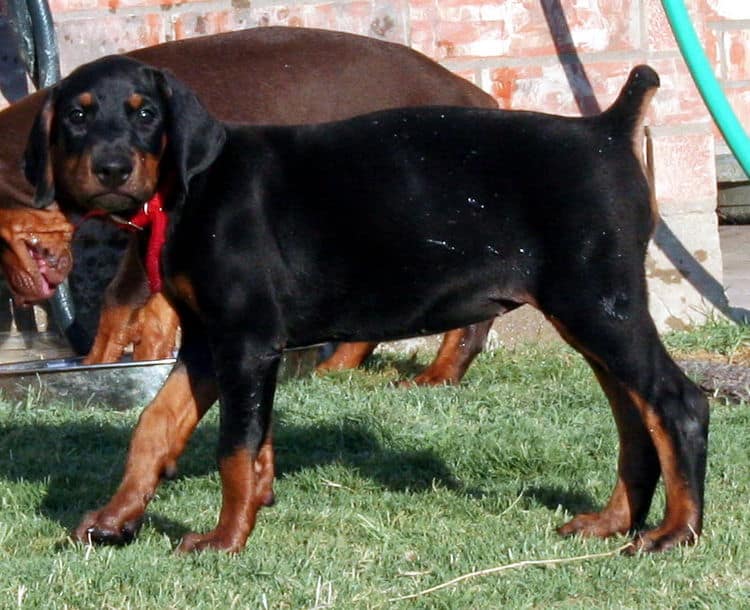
[74,329,216,545]
[178,348,281,554]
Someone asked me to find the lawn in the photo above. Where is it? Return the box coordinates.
[1,323,749,609]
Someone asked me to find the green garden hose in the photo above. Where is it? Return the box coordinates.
[661,0,750,177]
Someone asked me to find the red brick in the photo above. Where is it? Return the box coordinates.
[240,5,340,31]
[176,4,389,40]
[648,57,713,126]
[486,64,568,112]
[483,57,717,132]
[174,2,406,42]
[722,29,750,82]
[486,62,657,116]
[646,0,723,66]
[50,0,98,11]
[410,0,639,59]
[433,20,506,58]
[487,66,518,109]
[703,0,750,20]
[52,0,184,9]
[650,132,717,214]
[644,0,679,52]
[110,0,183,7]
[436,0,509,22]
[221,3,407,42]
[714,86,750,153]
[339,0,408,42]
[56,14,164,73]
[543,0,639,54]
[407,0,439,22]
[173,11,234,39]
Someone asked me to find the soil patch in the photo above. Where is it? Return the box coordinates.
[678,359,750,403]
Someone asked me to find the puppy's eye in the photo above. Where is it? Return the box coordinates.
[68,109,86,125]
[136,107,156,123]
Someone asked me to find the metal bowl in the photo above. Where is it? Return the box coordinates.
[0,355,175,410]
[0,348,319,411]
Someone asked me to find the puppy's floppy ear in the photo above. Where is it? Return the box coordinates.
[153,69,226,194]
[24,88,58,208]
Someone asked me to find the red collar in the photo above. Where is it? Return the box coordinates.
[127,189,168,293]
[78,185,169,293]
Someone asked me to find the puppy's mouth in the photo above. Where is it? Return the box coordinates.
[85,191,147,213]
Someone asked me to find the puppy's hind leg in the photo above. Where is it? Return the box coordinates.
[544,297,708,553]
[557,356,660,539]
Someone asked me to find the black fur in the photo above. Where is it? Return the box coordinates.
[28,56,708,554]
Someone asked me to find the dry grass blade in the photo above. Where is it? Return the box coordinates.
[389,543,634,602]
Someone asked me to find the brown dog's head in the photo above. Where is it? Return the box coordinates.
[0,95,73,304]
[24,55,226,215]
[0,204,74,305]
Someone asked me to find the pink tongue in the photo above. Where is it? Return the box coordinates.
[28,246,54,296]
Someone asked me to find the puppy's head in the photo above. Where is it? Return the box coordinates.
[24,55,225,214]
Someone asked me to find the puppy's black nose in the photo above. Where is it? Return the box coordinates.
[94,158,133,189]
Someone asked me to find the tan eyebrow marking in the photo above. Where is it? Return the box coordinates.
[128,94,144,110]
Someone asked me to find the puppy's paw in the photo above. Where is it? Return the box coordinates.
[73,511,143,546]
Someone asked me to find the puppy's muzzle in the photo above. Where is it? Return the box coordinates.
[93,155,134,190]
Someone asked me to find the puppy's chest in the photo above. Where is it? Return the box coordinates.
[158,205,210,312]
[161,201,266,312]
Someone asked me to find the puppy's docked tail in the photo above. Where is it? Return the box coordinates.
[603,65,660,135]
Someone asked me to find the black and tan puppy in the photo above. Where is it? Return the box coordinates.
[26,56,708,554]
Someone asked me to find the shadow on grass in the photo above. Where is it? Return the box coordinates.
[525,485,599,515]
[0,417,465,529]
[359,352,433,381]
[0,414,599,544]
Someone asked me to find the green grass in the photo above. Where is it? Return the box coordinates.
[1,325,749,608]
[663,316,750,362]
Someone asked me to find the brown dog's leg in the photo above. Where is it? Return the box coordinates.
[410,320,494,385]
[318,321,493,385]
[73,362,217,544]
[185,319,491,390]
[316,341,377,372]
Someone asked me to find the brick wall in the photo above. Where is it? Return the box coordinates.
[1,0,748,330]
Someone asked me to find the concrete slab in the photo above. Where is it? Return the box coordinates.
[719,225,750,316]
